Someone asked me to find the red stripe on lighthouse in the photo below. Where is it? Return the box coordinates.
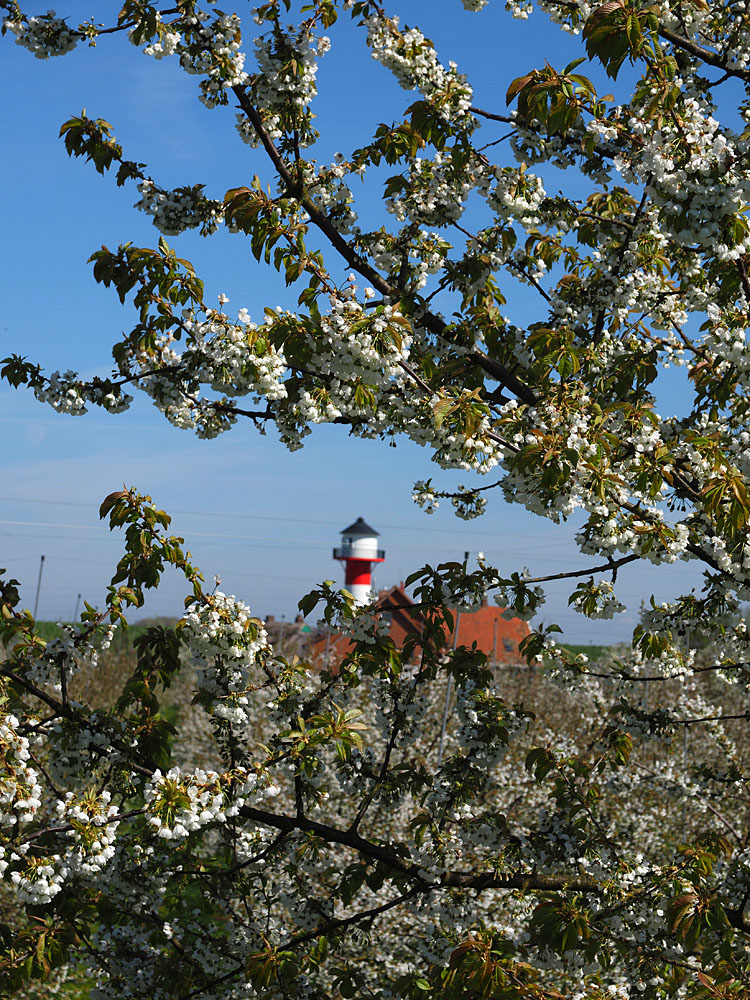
[344,560,372,586]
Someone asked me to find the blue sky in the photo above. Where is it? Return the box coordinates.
[0,1,703,640]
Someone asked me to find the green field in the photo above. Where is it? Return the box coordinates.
[561,644,610,660]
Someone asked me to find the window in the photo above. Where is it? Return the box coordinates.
[502,638,514,652]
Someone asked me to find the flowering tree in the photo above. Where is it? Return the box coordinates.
[3,0,750,997]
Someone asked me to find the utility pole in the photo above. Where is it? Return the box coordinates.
[33,554,45,619]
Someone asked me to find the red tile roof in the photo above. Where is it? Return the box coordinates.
[308,584,530,669]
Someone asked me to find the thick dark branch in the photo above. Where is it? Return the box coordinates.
[27,748,64,799]
[469,349,539,406]
[232,89,539,407]
[0,665,156,776]
[384,552,637,612]
[444,868,600,892]
[178,965,244,1000]
[619,500,726,576]
[0,665,73,717]
[693,661,750,673]
[658,25,750,81]
[42,8,182,40]
[239,804,600,893]
[22,808,146,845]
[232,89,399,302]
[674,712,749,725]
[685,541,725,574]
[524,553,640,584]
[585,669,678,683]
[240,803,417,876]
[204,400,276,421]
[585,659,750,684]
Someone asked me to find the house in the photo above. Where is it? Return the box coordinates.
[265,613,313,658]
[308,584,530,670]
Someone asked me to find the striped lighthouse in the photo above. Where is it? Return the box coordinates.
[333,517,385,604]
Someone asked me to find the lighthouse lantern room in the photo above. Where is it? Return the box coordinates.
[333,517,385,604]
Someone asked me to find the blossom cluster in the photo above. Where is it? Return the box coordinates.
[570,578,626,620]
[250,25,328,146]
[307,158,359,235]
[0,713,41,828]
[180,591,270,731]
[128,11,180,59]
[483,163,546,222]
[364,12,473,123]
[450,484,488,520]
[32,370,132,416]
[54,790,120,877]
[178,10,249,107]
[120,303,288,437]
[134,180,224,236]
[615,94,750,259]
[385,151,478,226]
[4,8,77,58]
[144,766,258,840]
[412,478,440,513]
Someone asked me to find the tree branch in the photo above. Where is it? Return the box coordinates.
[469,349,539,405]
[658,25,750,81]
[524,553,640,584]
[239,804,600,893]
[232,88,540,407]
[470,105,516,125]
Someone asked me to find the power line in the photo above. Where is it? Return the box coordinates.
[0,520,589,566]
[0,525,81,599]
[0,494,563,542]
[0,518,341,546]
[0,519,107,532]
[0,517,704,574]
[0,514,573,554]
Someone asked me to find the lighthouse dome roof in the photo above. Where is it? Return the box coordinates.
[341,516,379,537]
